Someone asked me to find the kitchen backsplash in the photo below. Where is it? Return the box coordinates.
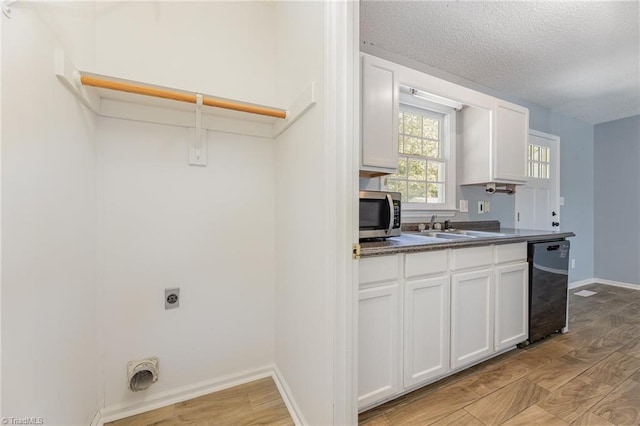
[359,177,516,227]
[401,220,501,232]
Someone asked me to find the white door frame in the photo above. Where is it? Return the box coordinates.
[515,129,561,230]
[325,1,359,424]
[0,10,4,419]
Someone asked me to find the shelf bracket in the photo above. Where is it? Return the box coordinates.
[54,49,100,113]
[273,82,316,138]
[189,93,207,166]
[2,0,19,18]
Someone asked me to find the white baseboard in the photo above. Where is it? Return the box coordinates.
[594,278,640,290]
[89,411,102,426]
[95,365,274,425]
[568,277,640,291]
[272,365,307,426]
[568,278,596,290]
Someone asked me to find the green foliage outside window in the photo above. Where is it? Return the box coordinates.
[388,109,446,204]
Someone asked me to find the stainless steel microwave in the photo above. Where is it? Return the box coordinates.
[359,190,401,239]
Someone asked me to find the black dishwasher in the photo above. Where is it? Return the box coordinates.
[528,240,571,343]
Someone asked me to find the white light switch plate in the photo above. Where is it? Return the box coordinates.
[459,199,469,213]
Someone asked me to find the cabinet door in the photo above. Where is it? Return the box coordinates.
[361,55,399,173]
[494,100,528,182]
[451,269,494,369]
[358,283,400,408]
[495,262,528,350]
[403,275,450,389]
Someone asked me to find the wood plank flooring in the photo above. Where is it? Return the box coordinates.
[106,377,293,426]
[360,283,640,426]
[106,283,639,425]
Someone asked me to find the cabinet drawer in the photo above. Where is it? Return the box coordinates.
[451,246,493,271]
[495,242,527,264]
[360,254,400,286]
[405,250,449,278]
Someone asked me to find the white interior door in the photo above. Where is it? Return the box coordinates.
[515,130,560,231]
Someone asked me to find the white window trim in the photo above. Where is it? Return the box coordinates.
[382,93,457,212]
[527,143,551,180]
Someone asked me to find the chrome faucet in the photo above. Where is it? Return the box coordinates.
[430,214,437,230]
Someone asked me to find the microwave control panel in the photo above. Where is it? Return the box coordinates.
[393,200,401,228]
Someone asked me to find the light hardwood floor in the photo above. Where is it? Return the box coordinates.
[360,283,640,426]
[106,377,293,426]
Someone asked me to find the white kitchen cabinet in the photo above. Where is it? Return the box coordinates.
[451,246,493,271]
[494,242,527,265]
[494,99,529,182]
[450,268,494,369]
[358,243,529,410]
[403,275,450,388]
[360,254,400,286]
[358,255,401,409]
[459,99,529,185]
[494,243,528,350]
[494,262,528,350]
[358,283,401,408]
[360,55,400,176]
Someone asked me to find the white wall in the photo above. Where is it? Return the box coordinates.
[97,119,276,409]
[94,1,278,413]
[0,11,3,419]
[274,2,335,424]
[1,3,99,424]
[2,2,353,424]
[95,1,277,107]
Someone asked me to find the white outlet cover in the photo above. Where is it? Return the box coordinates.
[459,199,469,213]
[165,288,180,309]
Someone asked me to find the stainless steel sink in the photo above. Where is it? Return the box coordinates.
[405,229,510,240]
[421,232,476,240]
[452,230,508,237]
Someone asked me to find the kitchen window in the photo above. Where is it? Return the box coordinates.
[386,100,456,211]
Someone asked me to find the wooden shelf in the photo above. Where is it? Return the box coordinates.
[55,50,315,140]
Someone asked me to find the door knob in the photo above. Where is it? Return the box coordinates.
[552,221,560,227]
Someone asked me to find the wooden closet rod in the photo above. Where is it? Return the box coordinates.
[79,75,287,119]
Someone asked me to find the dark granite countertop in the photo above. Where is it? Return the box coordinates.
[360,228,575,258]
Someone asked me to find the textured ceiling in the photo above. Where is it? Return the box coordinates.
[361,1,640,124]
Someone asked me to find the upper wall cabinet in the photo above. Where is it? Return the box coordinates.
[494,100,529,182]
[459,99,529,186]
[360,55,400,176]
[359,54,529,184]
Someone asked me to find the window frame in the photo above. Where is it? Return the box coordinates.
[385,93,457,213]
[527,143,551,180]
